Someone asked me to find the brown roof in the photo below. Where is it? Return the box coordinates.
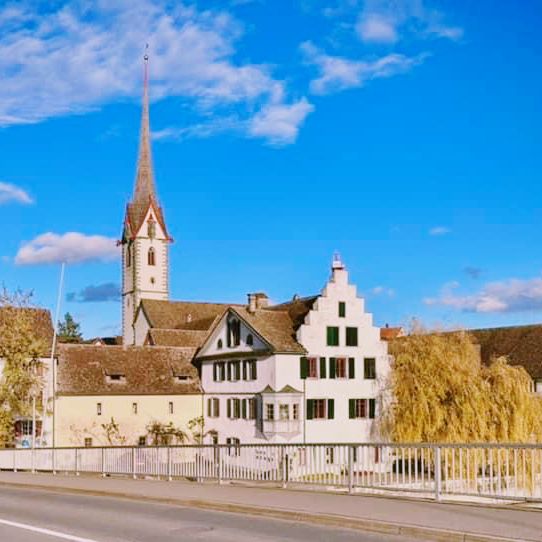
[229,306,306,354]
[0,307,54,356]
[57,345,200,395]
[380,326,405,341]
[146,329,208,348]
[470,325,542,380]
[139,299,237,331]
[268,296,318,330]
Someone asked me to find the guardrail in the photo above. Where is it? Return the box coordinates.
[1,443,541,502]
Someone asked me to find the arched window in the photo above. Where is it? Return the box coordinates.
[126,245,132,267]
[246,334,253,346]
[148,247,156,266]
[217,339,223,349]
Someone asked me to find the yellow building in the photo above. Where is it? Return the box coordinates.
[55,345,203,447]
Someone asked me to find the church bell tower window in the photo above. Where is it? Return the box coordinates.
[148,247,156,266]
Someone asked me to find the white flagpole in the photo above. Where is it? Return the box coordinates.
[43,262,65,448]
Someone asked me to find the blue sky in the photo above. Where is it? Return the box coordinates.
[1,0,542,338]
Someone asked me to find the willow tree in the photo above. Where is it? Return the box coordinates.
[382,326,542,444]
[0,289,46,447]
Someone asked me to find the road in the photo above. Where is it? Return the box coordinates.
[0,486,414,542]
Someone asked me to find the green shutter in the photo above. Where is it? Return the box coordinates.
[327,327,339,346]
[329,357,336,379]
[348,358,355,379]
[227,399,231,418]
[216,398,220,418]
[327,399,335,419]
[242,362,247,380]
[319,357,326,378]
[251,360,257,380]
[339,301,346,318]
[349,399,355,419]
[369,398,376,419]
[306,399,314,420]
[242,399,247,419]
[300,356,308,379]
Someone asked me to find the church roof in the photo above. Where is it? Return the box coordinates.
[57,345,200,396]
[123,53,169,241]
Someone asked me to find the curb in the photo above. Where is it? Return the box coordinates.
[0,479,536,542]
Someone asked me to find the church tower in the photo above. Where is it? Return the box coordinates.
[121,51,171,345]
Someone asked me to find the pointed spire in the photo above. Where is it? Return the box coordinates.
[133,45,156,204]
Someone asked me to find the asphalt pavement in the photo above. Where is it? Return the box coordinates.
[0,485,415,542]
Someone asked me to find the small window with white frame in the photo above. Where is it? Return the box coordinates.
[266,403,275,421]
[279,404,289,420]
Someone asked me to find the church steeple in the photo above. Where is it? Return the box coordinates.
[121,48,171,346]
[133,48,156,205]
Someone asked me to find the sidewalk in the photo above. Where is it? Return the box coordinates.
[0,472,540,541]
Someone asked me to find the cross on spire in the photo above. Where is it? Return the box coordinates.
[133,44,156,204]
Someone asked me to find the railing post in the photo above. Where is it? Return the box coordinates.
[101,447,105,478]
[31,447,35,474]
[282,449,288,489]
[434,445,442,502]
[348,446,354,494]
[13,449,17,473]
[52,447,56,475]
[217,446,222,485]
[167,447,172,482]
[132,447,137,480]
[74,448,79,476]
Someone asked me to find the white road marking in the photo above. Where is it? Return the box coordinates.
[0,518,100,542]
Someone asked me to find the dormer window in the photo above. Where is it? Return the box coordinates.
[176,375,191,382]
[148,247,156,266]
[106,373,125,383]
[227,317,241,347]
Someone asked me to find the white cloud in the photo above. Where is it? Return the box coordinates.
[425,277,542,313]
[15,232,119,265]
[429,226,451,236]
[248,98,314,145]
[0,181,33,205]
[356,14,398,43]
[356,0,463,44]
[0,0,301,145]
[371,286,395,297]
[302,41,425,95]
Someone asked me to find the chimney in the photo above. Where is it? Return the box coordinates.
[248,293,257,314]
[247,292,269,313]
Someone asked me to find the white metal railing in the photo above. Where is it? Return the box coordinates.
[1,443,541,502]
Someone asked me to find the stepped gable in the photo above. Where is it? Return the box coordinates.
[471,324,542,380]
[57,345,200,396]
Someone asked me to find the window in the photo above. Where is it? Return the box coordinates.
[292,403,299,420]
[369,398,376,419]
[346,327,358,346]
[132,402,138,415]
[126,245,132,267]
[306,398,334,420]
[107,373,125,383]
[364,358,376,379]
[227,398,241,419]
[168,401,174,415]
[336,357,347,378]
[248,398,257,420]
[226,437,240,456]
[338,301,346,318]
[208,397,220,418]
[349,399,367,419]
[348,357,355,379]
[242,360,257,381]
[308,357,318,378]
[217,339,223,349]
[279,404,289,420]
[227,318,241,347]
[96,403,102,416]
[138,436,146,446]
[84,438,93,447]
[266,403,275,421]
[246,334,253,346]
[327,326,339,346]
[301,356,326,379]
[150,277,155,284]
[213,362,226,382]
[147,247,156,266]
[228,360,241,381]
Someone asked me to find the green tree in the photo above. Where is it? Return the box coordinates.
[0,288,46,447]
[58,312,82,343]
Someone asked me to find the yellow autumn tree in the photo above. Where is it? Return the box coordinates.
[382,325,542,443]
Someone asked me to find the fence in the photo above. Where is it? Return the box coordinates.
[1,443,541,503]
